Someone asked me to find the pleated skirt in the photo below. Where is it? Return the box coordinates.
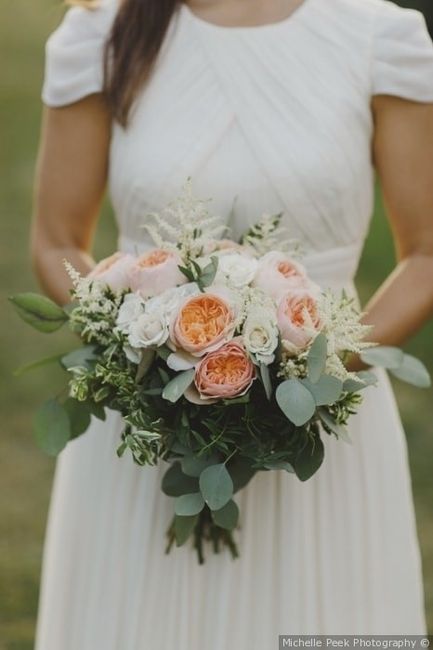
[35,369,426,649]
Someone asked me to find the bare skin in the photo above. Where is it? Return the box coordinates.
[32,0,433,361]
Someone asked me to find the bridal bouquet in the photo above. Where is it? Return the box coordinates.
[11,185,430,562]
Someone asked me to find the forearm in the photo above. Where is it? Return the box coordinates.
[32,244,95,306]
[362,253,433,347]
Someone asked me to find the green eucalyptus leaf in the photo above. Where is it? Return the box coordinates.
[307,333,328,383]
[9,293,68,333]
[87,401,106,421]
[302,375,343,406]
[356,370,378,386]
[318,407,350,440]
[14,353,64,377]
[260,363,273,400]
[174,492,205,517]
[161,462,199,497]
[199,463,233,511]
[181,454,219,478]
[360,346,404,370]
[162,369,195,403]
[200,256,219,288]
[276,379,316,426]
[263,461,295,472]
[390,354,431,388]
[33,399,71,456]
[61,346,98,371]
[174,514,198,546]
[343,370,378,393]
[63,398,91,439]
[211,499,239,531]
[228,457,257,493]
[294,435,324,482]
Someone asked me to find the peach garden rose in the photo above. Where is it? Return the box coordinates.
[277,289,322,350]
[128,248,186,298]
[170,292,236,357]
[87,252,136,292]
[253,251,309,302]
[194,339,256,400]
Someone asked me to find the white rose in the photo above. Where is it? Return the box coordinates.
[243,307,279,365]
[128,312,169,349]
[116,293,145,334]
[145,283,199,320]
[215,253,259,289]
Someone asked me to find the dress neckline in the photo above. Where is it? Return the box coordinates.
[181,0,315,33]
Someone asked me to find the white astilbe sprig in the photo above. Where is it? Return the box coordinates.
[229,285,276,331]
[64,260,122,345]
[142,180,227,263]
[318,290,374,380]
[318,291,373,356]
[241,213,301,257]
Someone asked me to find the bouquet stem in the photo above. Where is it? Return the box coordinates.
[166,508,239,564]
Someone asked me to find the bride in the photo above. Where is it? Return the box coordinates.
[33,0,433,645]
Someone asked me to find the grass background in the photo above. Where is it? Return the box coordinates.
[0,1,432,647]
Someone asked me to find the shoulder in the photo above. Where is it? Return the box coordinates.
[323,0,430,34]
[322,0,433,101]
[42,0,119,107]
[46,0,118,48]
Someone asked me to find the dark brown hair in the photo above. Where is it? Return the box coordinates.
[69,0,179,126]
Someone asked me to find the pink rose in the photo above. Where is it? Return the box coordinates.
[277,290,322,350]
[170,292,236,357]
[194,339,256,400]
[253,251,309,302]
[88,252,136,291]
[128,249,187,298]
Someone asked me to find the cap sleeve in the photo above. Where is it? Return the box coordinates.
[373,1,433,102]
[41,0,117,107]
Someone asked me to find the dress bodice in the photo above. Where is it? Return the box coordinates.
[42,0,433,286]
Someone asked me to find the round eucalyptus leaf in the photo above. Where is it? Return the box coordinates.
[307,333,328,383]
[33,399,71,456]
[211,499,239,531]
[162,369,195,403]
[181,454,218,478]
[294,436,325,482]
[199,463,233,511]
[318,408,348,440]
[263,461,295,472]
[63,398,91,439]
[260,363,273,400]
[229,457,257,493]
[276,379,316,426]
[343,371,378,393]
[61,345,97,371]
[390,354,431,388]
[360,346,404,370]
[161,462,199,497]
[174,492,205,517]
[302,375,343,406]
[174,514,198,547]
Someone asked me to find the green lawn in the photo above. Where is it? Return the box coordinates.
[0,1,432,647]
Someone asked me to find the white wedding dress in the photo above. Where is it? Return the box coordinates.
[36,0,433,645]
